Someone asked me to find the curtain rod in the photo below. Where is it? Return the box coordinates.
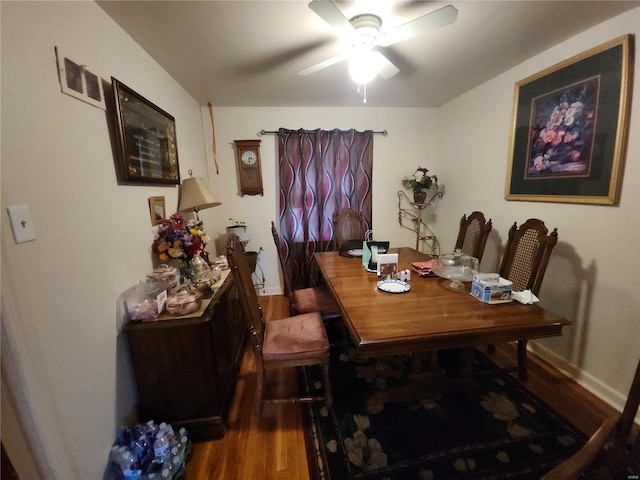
[259,129,387,136]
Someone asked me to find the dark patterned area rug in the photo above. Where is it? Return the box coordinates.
[302,347,586,480]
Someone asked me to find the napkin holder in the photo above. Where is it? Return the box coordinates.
[376,253,399,277]
[362,241,390,272]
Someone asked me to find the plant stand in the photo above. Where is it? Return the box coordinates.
[397,190,443,256]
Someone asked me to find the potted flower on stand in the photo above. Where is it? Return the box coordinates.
[402,167,438,204]
[226,218,258,272]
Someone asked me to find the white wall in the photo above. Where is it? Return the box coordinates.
[1,2,210,478]
[200,107,441,295]
[436,9,640,409]
[1,2,638,478]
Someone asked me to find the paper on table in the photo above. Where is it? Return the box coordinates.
[512,290,539,304]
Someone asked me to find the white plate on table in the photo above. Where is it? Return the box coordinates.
[377,279,411,294]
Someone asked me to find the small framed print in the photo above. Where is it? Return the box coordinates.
[506,35,633,205]
[149,196,166,226]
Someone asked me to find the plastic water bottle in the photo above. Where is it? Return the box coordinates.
[176,431,192,463]
[158,422,174,442]
[169,445,184,473]
[154,432,170,461]
[122,467,142,479]
[109,446,136,475]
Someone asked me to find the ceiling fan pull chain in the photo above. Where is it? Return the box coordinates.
[355,83,367,104]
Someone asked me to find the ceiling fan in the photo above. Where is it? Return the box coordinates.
[298,1,458,85]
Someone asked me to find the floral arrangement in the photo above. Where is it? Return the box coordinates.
[401,167,438,192]
[530,96,592,175]
[152,212,210,262]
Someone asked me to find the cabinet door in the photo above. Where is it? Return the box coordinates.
[210,283,246,409]
[127,321,220,424]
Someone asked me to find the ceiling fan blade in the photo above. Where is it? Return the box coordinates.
[309,0,355,33]
[379,5,458,47]
[298,52,349,76]
[372,51,399,79]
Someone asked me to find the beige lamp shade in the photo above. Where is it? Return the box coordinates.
[178,176,221,218]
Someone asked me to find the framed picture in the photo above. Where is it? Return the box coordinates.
[505,34,633,205]
[148,196,166,226]
[111,78,180,185]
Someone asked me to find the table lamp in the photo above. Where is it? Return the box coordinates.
[178,170,221,222]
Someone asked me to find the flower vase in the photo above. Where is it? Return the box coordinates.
[413,191,427,204]
[179,260,197,286]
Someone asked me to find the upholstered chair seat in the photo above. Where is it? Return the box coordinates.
[262,312,330,362]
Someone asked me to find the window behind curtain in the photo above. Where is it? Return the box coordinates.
[277,128,373,289]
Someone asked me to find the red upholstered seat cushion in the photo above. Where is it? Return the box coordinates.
[263,312,329,362]
[293,286,340,316]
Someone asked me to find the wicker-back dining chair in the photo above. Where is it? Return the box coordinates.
[332,208,364,251]
[454,211,492,263]
[497,218,558,379]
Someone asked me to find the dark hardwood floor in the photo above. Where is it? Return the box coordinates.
[185,294,618,479]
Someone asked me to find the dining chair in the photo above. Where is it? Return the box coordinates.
[497,218,558,380]
[454,211,492,263]
[541,356,640,480]
[271,221,341,319]
[332,207,364,251]
[226,233,333,412]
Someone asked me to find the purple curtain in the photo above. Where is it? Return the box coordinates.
[278,128,373,289]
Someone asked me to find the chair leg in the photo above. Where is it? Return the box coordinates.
[321,363,333,406]
[517,340,528,380]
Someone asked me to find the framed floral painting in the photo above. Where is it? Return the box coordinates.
[505,34,633,205]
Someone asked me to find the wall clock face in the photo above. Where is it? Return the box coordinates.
[241,150,257,165]
[234,139,263,196]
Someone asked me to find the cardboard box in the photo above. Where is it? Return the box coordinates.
[471,276,513,304]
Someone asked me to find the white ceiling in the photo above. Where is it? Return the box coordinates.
[97,1,638,108]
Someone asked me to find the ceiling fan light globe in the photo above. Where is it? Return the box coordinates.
[349,53,378,84]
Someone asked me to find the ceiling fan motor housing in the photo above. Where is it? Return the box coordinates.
[349,14,382,47]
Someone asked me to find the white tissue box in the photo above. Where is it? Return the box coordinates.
[472,273,500,283]
[471,275,512,304]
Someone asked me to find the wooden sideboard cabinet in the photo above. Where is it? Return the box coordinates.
[124,272,245,441]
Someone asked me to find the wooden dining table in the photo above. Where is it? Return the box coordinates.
[315,247,569,358]
[315,247,570,412]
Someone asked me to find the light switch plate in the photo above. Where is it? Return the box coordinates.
[7,206,37,243]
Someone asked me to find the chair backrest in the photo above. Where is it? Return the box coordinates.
[270,221,295,300]
[332,208,364,250]
[454,211,492,262]
[618,356,640,456]
[541,356,640,479]
[227,233,265,352]
[498,218,558,295]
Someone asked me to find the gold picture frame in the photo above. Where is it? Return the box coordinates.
[505,34,633,205]
[149,196,166,226]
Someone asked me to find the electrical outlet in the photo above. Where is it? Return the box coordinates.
[7,205,37,244]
